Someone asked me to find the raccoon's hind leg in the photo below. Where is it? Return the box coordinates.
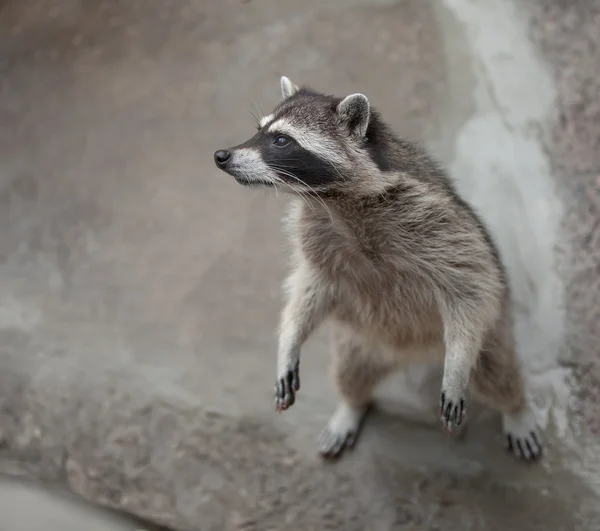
[318,327,394,459]
[470,324,543,461]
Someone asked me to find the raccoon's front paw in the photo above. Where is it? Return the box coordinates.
[440,389,466,432]
[275,361,300,412]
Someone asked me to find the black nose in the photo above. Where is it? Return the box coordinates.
[214,149,231,167]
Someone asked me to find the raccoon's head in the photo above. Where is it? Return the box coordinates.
[214,76,391,196]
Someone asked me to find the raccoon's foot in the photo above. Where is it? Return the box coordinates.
[318,402,369,459]
[275,360,300,412]
[503,408,543,461]
[440,388,467,433]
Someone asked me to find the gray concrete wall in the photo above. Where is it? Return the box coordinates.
[0,0,598,529]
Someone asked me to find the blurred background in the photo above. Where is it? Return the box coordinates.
[0,0,599,529]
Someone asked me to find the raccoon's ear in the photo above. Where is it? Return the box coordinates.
[337,93,370,137]
[280,76,299,99]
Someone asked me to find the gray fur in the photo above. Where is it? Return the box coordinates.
[337,93,370,137]
[213,77,543,462]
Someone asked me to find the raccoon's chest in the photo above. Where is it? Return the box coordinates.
[298,211,378,283]
[296,211,407,304]
[292,202,442,342]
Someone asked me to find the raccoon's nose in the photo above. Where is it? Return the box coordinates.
[214,149,231,167]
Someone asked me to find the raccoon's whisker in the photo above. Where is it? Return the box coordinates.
[247,98,261,117]
[269,167,334,223]
[246,99,263,129]
[272,174,316,214]
[302,187,334,224]
[265,173,281,198]
[266,166,320,215]
[271,175,280,200]
[322,159,347,183]
[247,109,261,129]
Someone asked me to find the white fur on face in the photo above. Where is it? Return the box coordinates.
[259,113,275,128]
[229,148,279,185]
[267,118,346,166]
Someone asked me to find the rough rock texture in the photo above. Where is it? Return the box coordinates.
[1,371,597,531]
[527,0,600,440]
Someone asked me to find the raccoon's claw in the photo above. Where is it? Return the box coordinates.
[275,361,300,412]
[506,432,543,461]
[440,391,466,432]
[503,409,543,461]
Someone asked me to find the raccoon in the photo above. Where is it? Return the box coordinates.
[213,76,543,461]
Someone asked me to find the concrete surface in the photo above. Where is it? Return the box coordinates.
[0,0,599,529]
[0,478,170,531]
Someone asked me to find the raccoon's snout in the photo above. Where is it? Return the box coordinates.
[214,149,231,169]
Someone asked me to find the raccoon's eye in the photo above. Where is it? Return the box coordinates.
[273,135,290,147]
